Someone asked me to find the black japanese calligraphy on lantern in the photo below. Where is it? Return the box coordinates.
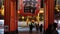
[23,0,37,14]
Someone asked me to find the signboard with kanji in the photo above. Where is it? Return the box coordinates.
[20,0,40,16]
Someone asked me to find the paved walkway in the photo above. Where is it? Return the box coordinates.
[0,27,60,34]
[18,31,43,34]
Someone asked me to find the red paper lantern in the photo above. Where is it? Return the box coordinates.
[19,0,41,16]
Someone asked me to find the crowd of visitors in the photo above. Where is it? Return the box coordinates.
[29,21,59,34]
[29,21,43,32]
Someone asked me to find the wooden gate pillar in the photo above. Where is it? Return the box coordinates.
[44,0,54,31]
[4,0,18,34]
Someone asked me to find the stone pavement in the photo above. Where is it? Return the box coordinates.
[18,31,43,34]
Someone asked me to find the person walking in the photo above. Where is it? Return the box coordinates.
[44,24,53,34]
[52,23,59,34]
[29,22,35,32]
[35,23,39,31]
[39,24,43,32]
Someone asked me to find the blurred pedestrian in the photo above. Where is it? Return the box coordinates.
[35,23,39,31]
[52,23,59,34]
[29,22,35,32]
[44,24,53,34]
[39,24,43,32]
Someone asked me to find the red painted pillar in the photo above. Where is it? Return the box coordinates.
[4,0,11,33]
[10,0,18,33]
[4,0,18,34]
[44,0,54,31]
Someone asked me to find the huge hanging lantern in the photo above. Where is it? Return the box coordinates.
[19,0,41,16]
